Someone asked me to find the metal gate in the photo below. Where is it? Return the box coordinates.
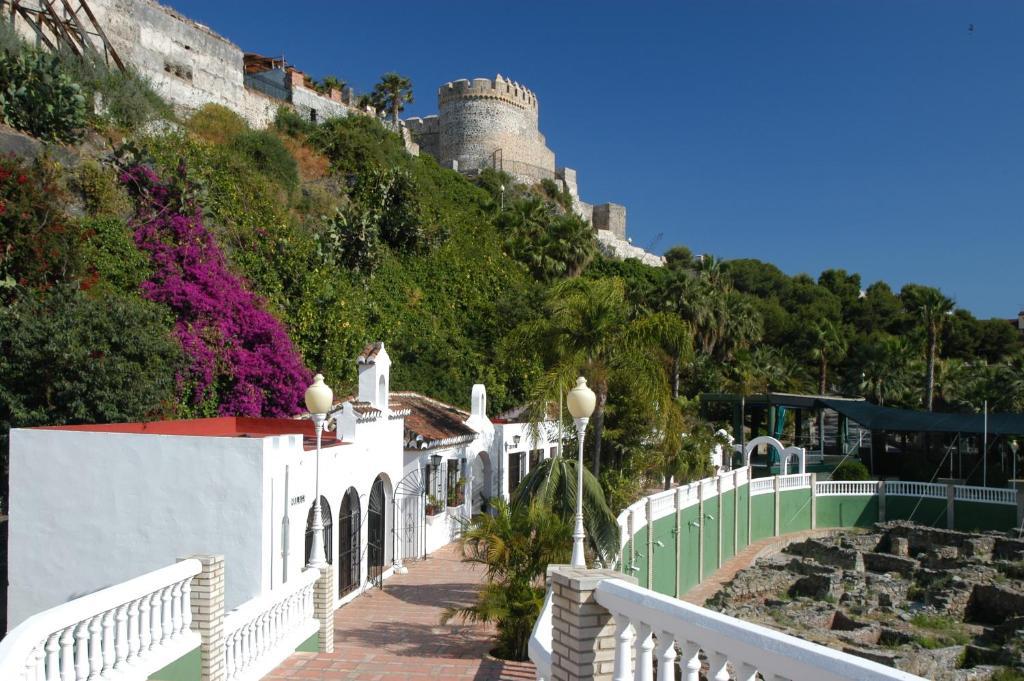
[368,477,386,588]
[338,488,360,597]
[394,466,425,563]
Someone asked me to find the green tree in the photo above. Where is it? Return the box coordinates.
[371,72,413,125]
[650,399,721,490]
[809,319,848,395]
[510,277,667,477]
[443,500,570,660]
[510,455,619,562]
[902,285,955,410]
[847,333,918,406]
[0,285,182,508]
[502,198,595,281]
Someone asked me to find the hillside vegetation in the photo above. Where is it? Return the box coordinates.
[1,26,1022,512]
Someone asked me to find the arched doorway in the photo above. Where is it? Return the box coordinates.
[338,488,360,596]
[368,476,387,588]
[471,451,492,513]
[304,496,333,566]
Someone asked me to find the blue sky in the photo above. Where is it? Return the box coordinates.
[165,1,1023,319]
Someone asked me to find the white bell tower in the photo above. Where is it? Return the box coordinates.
[357,342,391,411]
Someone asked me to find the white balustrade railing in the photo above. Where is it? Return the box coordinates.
[734,465,749,486]
[749,477,776,495]
[648,489,676,521]
[593,578,923,681]
[815,480,877,496]
[778,473,813,490]
[886,481,946,499]
[955,484,1017,505]
[223,567,319,681]
[528,587,553,681]
[700,477,718,499]
[0,560,201,681]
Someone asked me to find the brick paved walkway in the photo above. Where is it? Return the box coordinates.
[266,544,536,681]
[681,528,844,605]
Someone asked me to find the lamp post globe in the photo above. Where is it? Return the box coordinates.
[566,377,596,568]
[305,374,333,569]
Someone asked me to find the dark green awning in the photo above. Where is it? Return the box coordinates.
[817,398,1024,436]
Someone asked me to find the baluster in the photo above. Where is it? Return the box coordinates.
[87,615,102,680]
[126,599,140,662]
[150,592,163,648]
[74,621,89,681]
[269,603,278,644]
[138,594,152,654]
[224,632,235,680]
[633,622,653,681]
[239,623,249,671]
[58,627,74,681]
[32,643,45,681]
[161,586,174,642]
[654,632,676,681]
[100,610,115,673]
[44,632,60,681]
[680,641,701,681]
[234,629,244,674]
[611,612,633,681]
[170,582,182,638]
[709,652,730,681]
[181,579,193,632]
[114,605,128,669]
[737,662,759,681]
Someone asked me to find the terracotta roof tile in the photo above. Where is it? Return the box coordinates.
[392,392,476,447]
[358,342,383,363]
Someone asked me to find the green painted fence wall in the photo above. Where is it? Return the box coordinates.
[620,475,1020,606]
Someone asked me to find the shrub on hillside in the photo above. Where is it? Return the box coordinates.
[832,459,871,481]
[309,114,407,177]
[121,162,310,417]
[0,154,84,300]
[187,103,247,144]
[0,48,85,143]
[229,130,299,193]
[273,106,315,138]
[79,216,150,293]
[59,55,172,129]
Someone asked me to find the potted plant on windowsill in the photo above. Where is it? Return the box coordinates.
[425,494,444,516]
[447,477,466,508]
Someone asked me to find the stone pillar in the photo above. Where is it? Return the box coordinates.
[717,476,724,567]
[645,498,654,588]
[549,566,637,681]
[747,475,753,546]
[773,476,781,537]
[315,564,335,653]
[697,483,705,583]
[878,479,887,523]
[181,554,224,681]
[810,473,817,530]
[946,483,956,530]
[733,471,740,555]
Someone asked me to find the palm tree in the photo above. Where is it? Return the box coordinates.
[634,312,693,398]
[809,319,848,395]
[371,72,413,125]
[443,500,570,660]
[650,400,720,490]
[510,456,619,562]
[903,286,955,410]
[853,333,917,406]
[510,277,667,478]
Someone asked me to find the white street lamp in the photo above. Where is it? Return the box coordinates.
[304,373,333,569]
[566,376,596,568]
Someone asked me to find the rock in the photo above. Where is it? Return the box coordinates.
[863,552,919,577]
[967,585,1024,625]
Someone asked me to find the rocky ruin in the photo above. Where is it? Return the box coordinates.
[706,522,1024,680]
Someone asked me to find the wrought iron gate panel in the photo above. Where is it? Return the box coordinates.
[368,478,386,588]
[395,466,425,563]
[338,488,360,596]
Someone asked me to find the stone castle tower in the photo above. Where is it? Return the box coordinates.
[406,75,555,184]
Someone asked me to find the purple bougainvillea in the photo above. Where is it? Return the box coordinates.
[121,163,310,417]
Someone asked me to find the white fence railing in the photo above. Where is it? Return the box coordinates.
[648,489,676,522]
[593,578,922,681]
[954,484,1017,505]
[815,480,878,496]
[223,568,319,681]
[0,560,201,681]
[886,481,946,499]
[779,473,813,490]
[749,477,775,495]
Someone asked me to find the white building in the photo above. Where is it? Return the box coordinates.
[6,342,558,630]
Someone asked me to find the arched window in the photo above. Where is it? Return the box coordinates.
[378,375,387,409]
[304,496,332,565]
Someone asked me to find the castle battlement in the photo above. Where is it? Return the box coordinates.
[405,115,440,134]
[438,75,537,111]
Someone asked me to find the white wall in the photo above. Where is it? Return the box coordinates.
[8,429,265,629]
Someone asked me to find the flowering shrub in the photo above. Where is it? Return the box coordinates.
[0,154,83,301]
[121,162,310,417]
